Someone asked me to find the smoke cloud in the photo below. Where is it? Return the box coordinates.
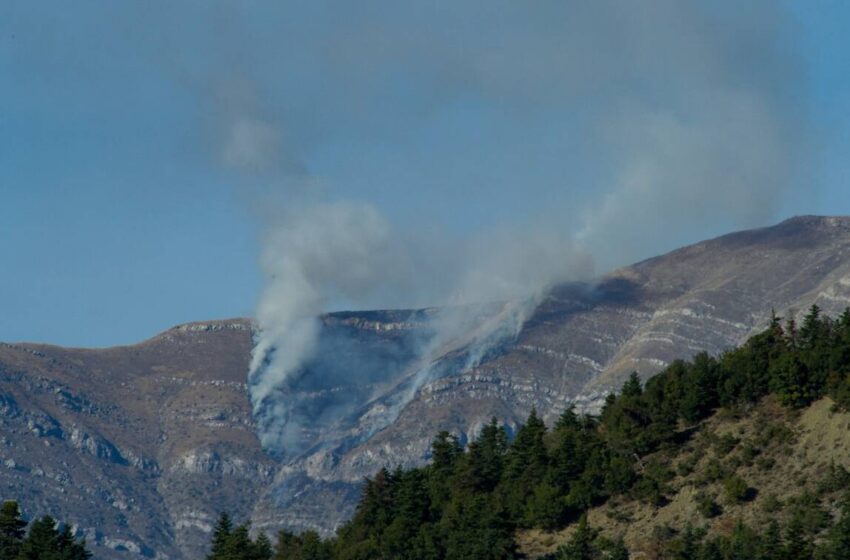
[248,201,402,450]
[171,0,807,456]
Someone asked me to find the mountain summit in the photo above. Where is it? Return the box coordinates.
[3,216,850,558]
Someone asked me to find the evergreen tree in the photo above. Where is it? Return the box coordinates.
[18,516,59,560]
[442,495,515,560]
[697,539,724,560]
[621,372,643,398]
[784,514,813,560]
[679,352,719,422]
[819,495,850,559]
[524,481,565,531]
[726,521,760,560]
[0,501,26,560]
[301,531,331,560]
[431,431,462,473]
[759,520,783,560]
[208,512,234,560]
[461,418,508,492]
[227,524,254,559]
[55,524,91,560]
[597,537,628,560]
[252,533,273,560]
[669,524,703,560]
[274,530,305,560]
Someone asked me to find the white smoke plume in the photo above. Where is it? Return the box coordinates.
[162,0,808,455]
[247,201,400,450]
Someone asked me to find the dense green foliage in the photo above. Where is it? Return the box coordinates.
[0,501,90,560]
[212,306,850,559]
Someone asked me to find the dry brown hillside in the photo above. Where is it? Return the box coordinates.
[519,396,850,559]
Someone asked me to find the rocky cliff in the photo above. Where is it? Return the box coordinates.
[3,215,850,558]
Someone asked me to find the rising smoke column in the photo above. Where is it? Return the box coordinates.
[176,0,808,455]
[247,201,398,451]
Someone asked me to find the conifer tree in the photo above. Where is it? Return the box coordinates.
[18,516,59,560]
[0,501,26,560]
[228,524,253,559]
[252,532,274,560]
[208,512,233,560]
[819,495,850,559]
[759,520,782,560]
[431,431,461,472]
[621,372,643,398]
[697,539,724,560]
[784,514,813,560]
[462,418,508,492]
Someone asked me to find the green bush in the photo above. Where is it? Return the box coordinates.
[696,492,722,518]
[714,434,739,456]
[722,475,754,504]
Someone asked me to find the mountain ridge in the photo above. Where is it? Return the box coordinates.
[3,215,850,558]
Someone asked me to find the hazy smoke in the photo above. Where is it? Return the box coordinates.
[178,0,806,455]
[247,201,400,451]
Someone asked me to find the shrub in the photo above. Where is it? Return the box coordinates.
[696,492,722,518]
[677,454,700,477]
[723,475,754,504]
[755,456,776,471]
[761,493,783,513]
[714,434,739,456]
[697,458,729,485]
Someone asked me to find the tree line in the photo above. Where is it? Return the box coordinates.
[0,501,90,560]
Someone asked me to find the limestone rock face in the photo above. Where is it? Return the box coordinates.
[4,215,850,558]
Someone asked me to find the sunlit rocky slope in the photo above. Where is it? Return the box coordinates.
[3,215,850,558]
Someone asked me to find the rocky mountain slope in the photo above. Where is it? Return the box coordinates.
[3,215,850,558]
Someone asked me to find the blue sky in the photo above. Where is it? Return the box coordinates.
[2,1,850,347]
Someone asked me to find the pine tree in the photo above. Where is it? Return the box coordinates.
[597,537,628,560]
[697,539,724,560]
[726,521,759,560]
[208,512,233,560]
[784,514,813,560]
[819,495,850,559]
[462,418,508,492]
[524,481,565,531]
[55,524,92,560]
[431,431,462,472]
[18,516,59,560]
[759,520,782,560]
[621,372,643,398]
[273,530,304,560]
[671,524,703,560]
[442,494,516,560]
[228,524,254,559]
[504,408,547,481]
[301,530,331,560]
[0,501,26,560]
[251,532,273,560]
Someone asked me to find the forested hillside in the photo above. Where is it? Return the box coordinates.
[211,305,850,559]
